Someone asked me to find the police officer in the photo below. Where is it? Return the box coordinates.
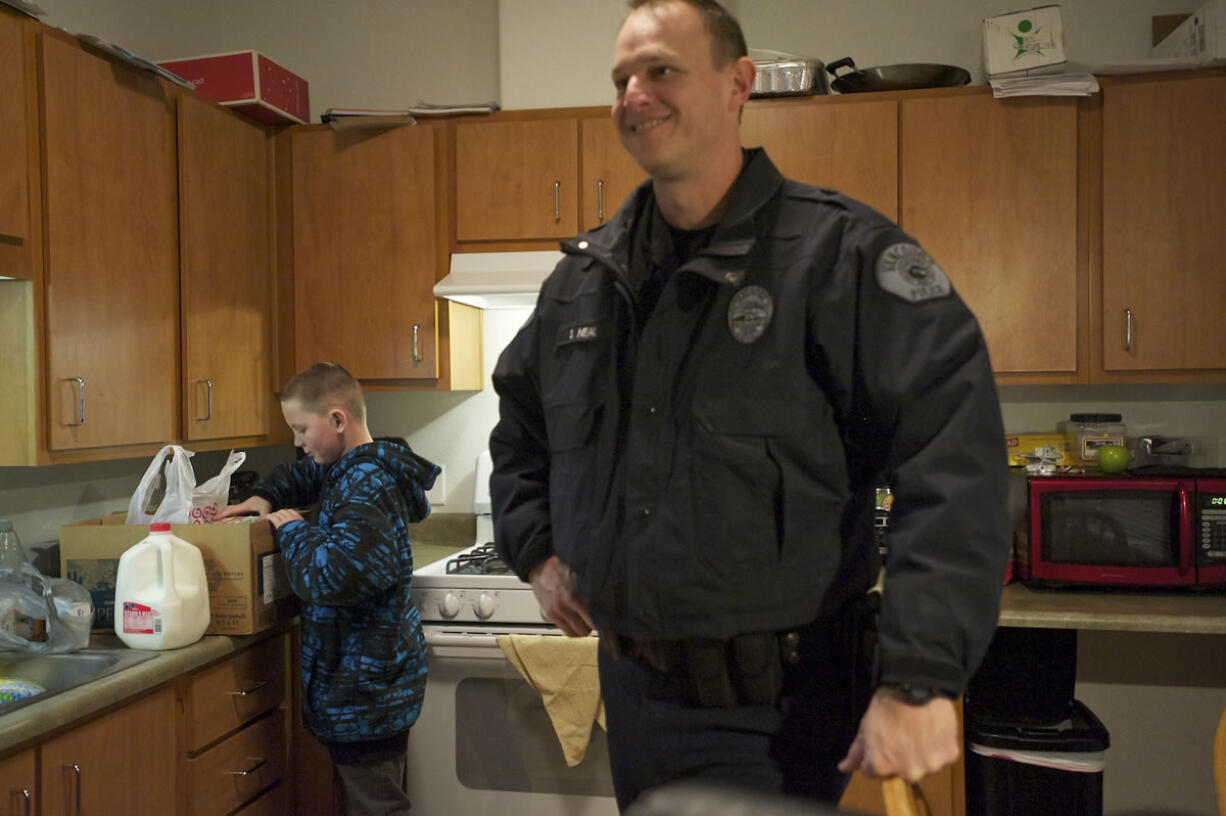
[489,0,1010,810]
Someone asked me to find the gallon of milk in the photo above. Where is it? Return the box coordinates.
[114,522,210,649]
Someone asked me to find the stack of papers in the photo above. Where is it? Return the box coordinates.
[989,73,1100,98]
[77,34,195,89]
[0,0,44,18]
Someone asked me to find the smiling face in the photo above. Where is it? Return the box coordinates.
[611,0,750,183]
[281,398,346,465]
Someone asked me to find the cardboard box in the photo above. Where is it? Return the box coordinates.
[1152,0,1226,66]
[60,515,296,635]
[983,5,1068,77]
[1005,433,1076,467]
[157,50,309,125]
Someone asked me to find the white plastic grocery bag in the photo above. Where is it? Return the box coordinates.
[125,446,247,525]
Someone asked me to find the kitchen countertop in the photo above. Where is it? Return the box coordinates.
[999,583,1226,634]
[0,627,282,755]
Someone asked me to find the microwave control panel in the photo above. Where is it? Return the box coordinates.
[1198,483,1226,563]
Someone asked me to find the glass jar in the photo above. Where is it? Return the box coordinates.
[1058,413,1126,466]
[0,519,29,570]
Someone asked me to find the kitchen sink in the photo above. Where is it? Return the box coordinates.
[0,648,159,716]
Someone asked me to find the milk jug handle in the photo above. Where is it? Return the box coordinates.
[159,538,175,592]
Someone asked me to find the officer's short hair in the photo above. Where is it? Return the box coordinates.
[627,0,748,69]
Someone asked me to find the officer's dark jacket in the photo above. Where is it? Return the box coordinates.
[489,148,1009,695]
[255,438,439,743]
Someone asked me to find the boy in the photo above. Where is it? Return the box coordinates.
[216,362,439,816]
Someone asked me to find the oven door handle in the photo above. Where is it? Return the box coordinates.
[424,630,515,659]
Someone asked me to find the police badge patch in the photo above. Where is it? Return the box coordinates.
[727,285,773,344]
[875,243,951,303]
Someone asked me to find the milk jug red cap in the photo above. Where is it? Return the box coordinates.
[150,522,171,532]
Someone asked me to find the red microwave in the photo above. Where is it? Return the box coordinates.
[1022,476,1226,587]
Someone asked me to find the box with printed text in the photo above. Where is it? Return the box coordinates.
[1152,0,1226,66]
[60,514,296,635]
[157,50,310,125]
[983,5,1068,77]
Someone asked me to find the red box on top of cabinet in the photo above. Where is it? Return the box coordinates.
[157,50,309,125]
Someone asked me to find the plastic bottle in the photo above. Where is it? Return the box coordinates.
[114,522,210,650]
[0,519,29,570]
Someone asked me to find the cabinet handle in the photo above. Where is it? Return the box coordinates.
[412,323,421,363]
[18,788,30,816]
[228,679,269,697]
[70,763,81,816]
[1124,308,1134,352]
[196,379,213,422]
[553,180,561,223]
[67,377,85,426]
[227,756,267,777]
[597,179,605,222]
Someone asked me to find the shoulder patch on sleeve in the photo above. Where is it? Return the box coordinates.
[875,243,951,303]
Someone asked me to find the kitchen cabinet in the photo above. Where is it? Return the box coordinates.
[454,117,580,242]
[181,633,289,816]
[289,623,342,816]
[0,748,35,816]
[900,91,1082,380]
[286,124,443,382]
[580,116,647,229]
[741,96,899,222]
[40,30,180,451]
[0,7,31,244]
[40,685,176,815]
[1098,70,1226,376]
[178,93,276,441]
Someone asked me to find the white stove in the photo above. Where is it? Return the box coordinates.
[412,451,551,628]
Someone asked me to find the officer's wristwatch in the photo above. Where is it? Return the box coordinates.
[880,683,953,706]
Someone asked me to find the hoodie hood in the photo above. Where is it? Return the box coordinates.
[336,437,441,523]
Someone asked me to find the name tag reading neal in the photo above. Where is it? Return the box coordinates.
[556,321,601,348]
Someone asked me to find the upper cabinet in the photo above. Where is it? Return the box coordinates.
[900,92,1082,379]
[40,32,180,452]
[454,117,581,242]
[741,96,898,221]
[0,8,31,244]
[286,124,441,381]
[178,94,275,441]
[579,117,647,229]
[1099,71,1226,376]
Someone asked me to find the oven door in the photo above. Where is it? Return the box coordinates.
[407,625,618,815]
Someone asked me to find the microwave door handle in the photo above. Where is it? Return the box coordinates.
[1178,485,1193,577]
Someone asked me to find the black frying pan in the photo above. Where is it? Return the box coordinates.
[826,57,971,93]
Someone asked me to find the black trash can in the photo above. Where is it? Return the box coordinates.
[965,699,1109,816]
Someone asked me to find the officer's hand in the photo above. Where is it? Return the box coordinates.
[213,496,272,521]
[837,688,959,782]
[528,555,595,637]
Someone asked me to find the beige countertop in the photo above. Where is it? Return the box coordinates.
[999,583,1226,634]
[0,628,281,755]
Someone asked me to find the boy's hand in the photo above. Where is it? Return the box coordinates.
[264,508,304,529]
[214,496,272,521]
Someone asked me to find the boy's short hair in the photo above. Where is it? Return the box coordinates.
[280,362,366,422]
[626,0,747,68]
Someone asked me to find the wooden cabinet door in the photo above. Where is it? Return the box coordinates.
[580,117,646,229]
[291,125,438,380]
[0,9,30,242]
[41,33,179,450]
[454,118,579,241]
[40,687,176,815]
[185,634,286,752]
[0,748,36,816]
[900,93,1080,377]
[179,95,275,440]
[1101,72,1226,372]
[741,97,899,222]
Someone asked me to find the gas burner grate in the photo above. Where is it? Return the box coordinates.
[446,542,511,576]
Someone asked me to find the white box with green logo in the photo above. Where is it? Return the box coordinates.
[983,5,1067,77]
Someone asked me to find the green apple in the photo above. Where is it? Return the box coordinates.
[1097,444,1131,473]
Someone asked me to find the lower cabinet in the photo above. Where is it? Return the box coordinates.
[181,633,290,816]
[0,748,35,816]
[39,686,177,815]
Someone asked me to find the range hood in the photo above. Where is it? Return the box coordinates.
[434,250,563,309]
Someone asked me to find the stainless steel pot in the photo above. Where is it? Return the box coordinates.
[826,57,971,93]
[751,49,827,96]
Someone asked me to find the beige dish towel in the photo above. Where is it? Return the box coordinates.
[497,634,607,766]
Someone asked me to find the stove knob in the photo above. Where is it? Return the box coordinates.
[474,592,497,620]
[439,592,461,619]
